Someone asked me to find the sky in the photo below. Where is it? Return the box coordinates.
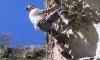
[0,0,45,48]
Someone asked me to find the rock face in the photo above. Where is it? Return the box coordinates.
[83,0,100,14]
[44,0,100,60]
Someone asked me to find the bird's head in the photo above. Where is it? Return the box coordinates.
[26,4,35,12]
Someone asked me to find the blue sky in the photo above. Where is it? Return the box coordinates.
[0,0,45,48]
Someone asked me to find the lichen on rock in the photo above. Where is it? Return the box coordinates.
[44,0,100,60]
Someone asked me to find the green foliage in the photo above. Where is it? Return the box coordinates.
[33,49,45,60]
[0,33,45,60]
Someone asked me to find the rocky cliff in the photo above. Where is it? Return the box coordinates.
[44,0,100,60]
